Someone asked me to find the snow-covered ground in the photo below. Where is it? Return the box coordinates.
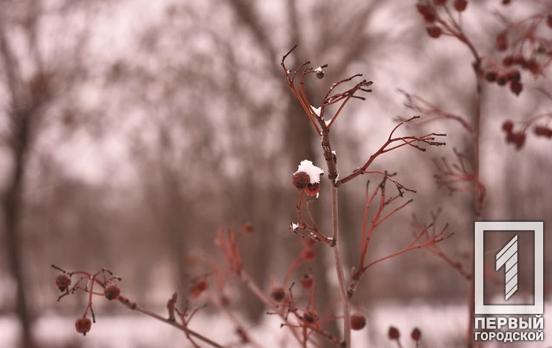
[1,304,550,347]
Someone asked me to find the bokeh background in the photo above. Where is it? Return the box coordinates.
[0,0,551,347]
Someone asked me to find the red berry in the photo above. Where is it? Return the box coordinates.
[496,32,508,51]
[300,274,314,289]
[388,326,401,340]
[416,4,437,23]
[485,71,497,82]
[411,327,422,341]
[292,172,310,189]
[56,274,71,292]
[189,279,208,299]
[350,314,367,330]
[453,0,467,12]
[525,59,540,74]
[502,120,514,133]
[426,26,442,38]
[304,183,320,197]
[505,70,521,82]
[507,132,526,150]
[502,56,514,66]
[509,80,523,96]
[75,317,92,336]
[534,126,552,138]
[271,287,286,302]
[104,284,121,300]
[497,75,508,86]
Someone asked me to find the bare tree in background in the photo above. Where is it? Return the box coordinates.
[0,1,103,346]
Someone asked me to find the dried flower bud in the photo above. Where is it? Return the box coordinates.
[56,274,71,292]
[411,327,422,341]
[426,26,442,38]
[388,326,401,340]
[271,287,286,302]
[350,314,366,330]
[75,317,92,336]
[292,171,310,189]
[104,284,121,300]
[453,0,467,12]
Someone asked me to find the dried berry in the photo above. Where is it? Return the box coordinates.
[350,314,366,330]
[315,70,325,79]
[75,317,92,336]
[453,0,467,12]
[300,274,314,289]
[303,311,317,324]
[509,80,523,96]
[505,70,520,82]
[427,26,442,38]
[502,120,513,133]
[485,71,497,82]
[292,172,310,190]
[411,327,422,341]
[502,0,511,4]
[507,132,526,150]
[547,15,552,29]
[388,326,401,340]
[189,279,208,299]
[496,32,508,51]
[502,56,514,66]
[104,284,121,300]
[525,59,540,74]
[305,183,320,197]
[496,75,508,86]
[271,287,286,302]
[56,274,71,292]
[534,126,552,138]
[416,4,437,23]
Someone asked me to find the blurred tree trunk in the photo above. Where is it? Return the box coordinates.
[2,108,35,348]
[0,14,39,346]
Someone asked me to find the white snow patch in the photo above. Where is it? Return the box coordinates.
[291,222,299,231]
[294,160,324,184]
[311,105,321,117]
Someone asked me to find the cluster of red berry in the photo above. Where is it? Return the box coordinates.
[416,0,468,39]
[55,272,121,336]
[387,326,423,346]
[502,119,552,150]
[484,68,523,96]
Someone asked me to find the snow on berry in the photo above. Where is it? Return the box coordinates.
[294,160,324,185]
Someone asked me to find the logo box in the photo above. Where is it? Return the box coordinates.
[474,221,544,315]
